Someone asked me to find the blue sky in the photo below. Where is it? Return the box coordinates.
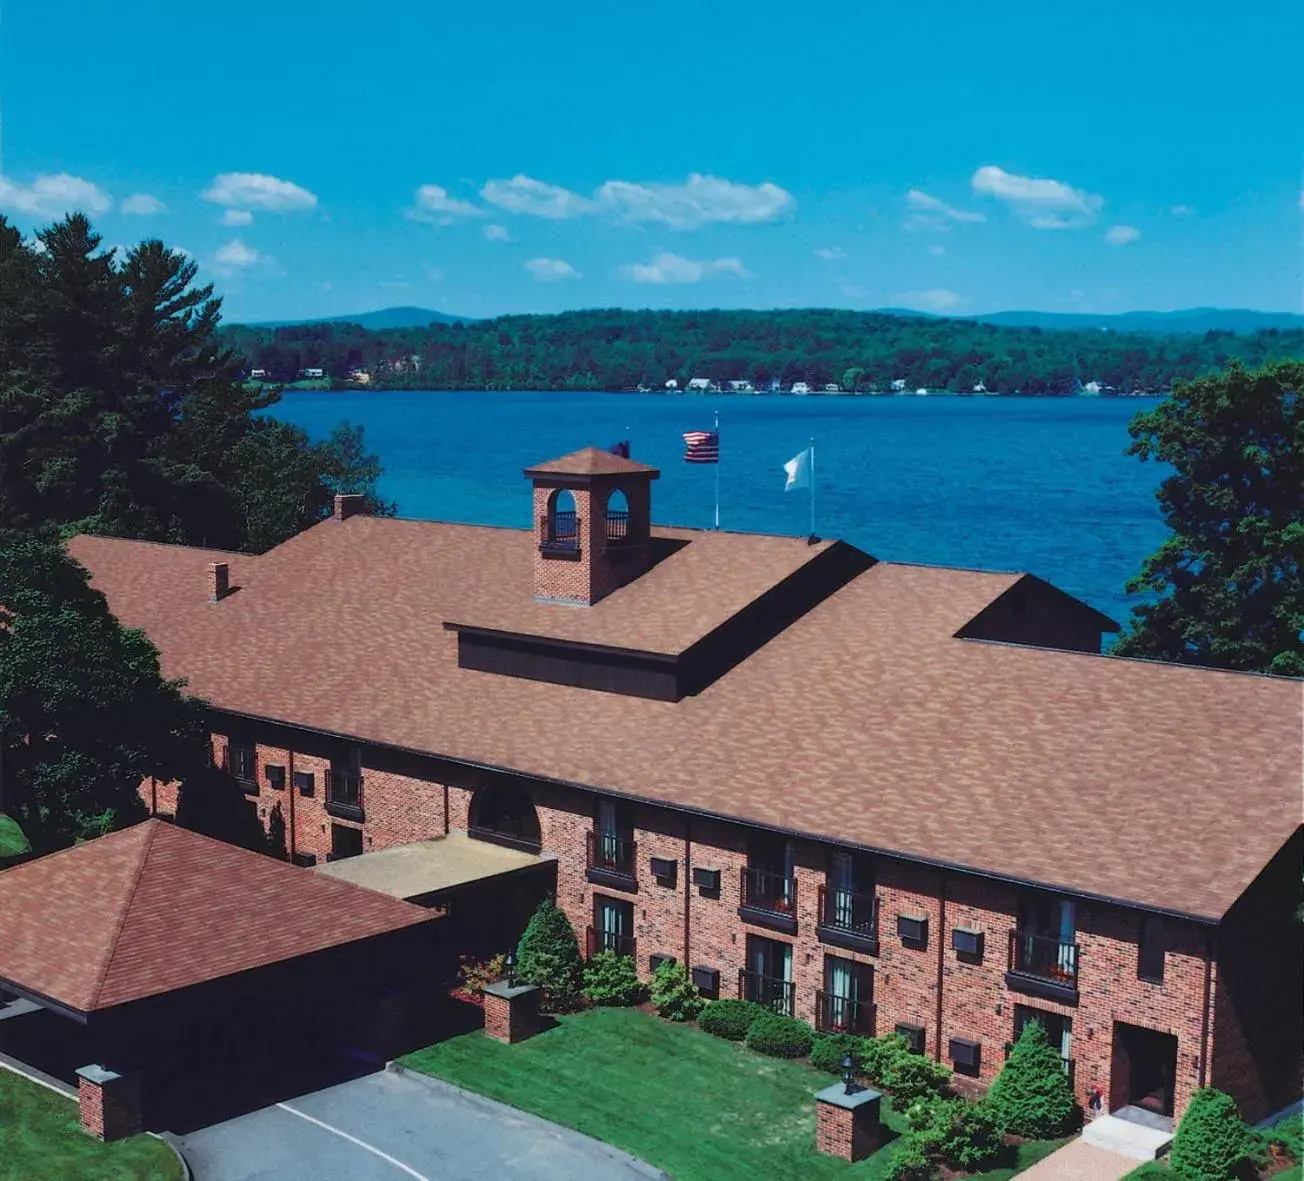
[1,0,1300,322]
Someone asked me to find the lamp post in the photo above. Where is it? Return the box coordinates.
[841,1052,857,1095]
[505,951,517,989]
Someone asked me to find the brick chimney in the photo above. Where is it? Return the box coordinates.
[207,562,230,603]
[333,494,368,521]
[524,447,659,606]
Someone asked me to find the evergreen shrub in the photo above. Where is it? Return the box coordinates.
[581,951,643,1006]
[1170,1088,1251,1181]
[514,898,583,1012]
[698,998,766,1041]
[649,960,704,1022]
[810,1033,869,1075]
[745,1013,814,1058]
[987,1020,1079,1137]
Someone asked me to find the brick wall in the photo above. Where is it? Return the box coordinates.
[168,723,1294,1124]
[816,1099,854,1160]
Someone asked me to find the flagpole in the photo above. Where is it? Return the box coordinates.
[713,409,721,531]
[809,436,816,539]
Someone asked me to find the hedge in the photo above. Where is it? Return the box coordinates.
[698,998,767,1041]
[745,1013,814,1059]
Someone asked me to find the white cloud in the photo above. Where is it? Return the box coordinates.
[482,223,512,242]
[1298,190,1304,212]
[906,188,985,225]
[220,208,254,226]
[1171,204,1195,218]
[619,252,752,284]
[596,173,794,228]
[121,192,165,216]
[928,244,947,256]
[971,165,1103,229]
[212,238,267,272]
[839,283,870,299]
[424,264,444,282]
[815,246,847,260]
[408,184,483,224]
[483,175,595,219]
[524,257,581,281]
[891,288,961,311]
[202,172,317,213]
[1105,224,1141,246]
[0,172,111,217]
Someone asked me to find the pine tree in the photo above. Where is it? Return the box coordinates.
[514,898,583,1011]
[1170,1088,1250,1181]
[987,1020,1078,1137]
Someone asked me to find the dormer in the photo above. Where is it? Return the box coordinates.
[525,447,660,606]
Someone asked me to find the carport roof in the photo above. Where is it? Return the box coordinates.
[313,833,554,900]
[0,820,436,1013]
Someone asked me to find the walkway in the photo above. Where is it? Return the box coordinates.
[174,1065,665,1181]
[1015,1139,1138,1181]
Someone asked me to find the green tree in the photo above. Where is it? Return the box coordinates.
[987,1020,1078,1137]
[1169,1088,1250,1181]
[0,534,209,852]
[514,898,583,1011]
[1116,362,1303,675]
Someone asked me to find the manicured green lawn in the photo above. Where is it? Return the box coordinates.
[400,1008,1065,1181]
[0,813,30,858]
[0,1070,182,1181]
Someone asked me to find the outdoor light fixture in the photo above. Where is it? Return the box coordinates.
[841,1053,857,1095]
[505,951,517,988]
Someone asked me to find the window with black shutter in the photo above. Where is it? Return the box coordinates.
[266,764,286,791]
[228,741,257,786]
[292,771,315,797]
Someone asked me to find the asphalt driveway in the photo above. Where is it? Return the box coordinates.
[174,1064,664,1181]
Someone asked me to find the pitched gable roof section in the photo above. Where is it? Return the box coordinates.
[0,820,435,1013]
[65,522,1304,922]
[524,446,660,479]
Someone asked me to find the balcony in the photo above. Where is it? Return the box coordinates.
[817,886,880,954]
[325,770,364,822]
[606,509,631,545]
[738,970,795,1017]
[586,831,638,892]
[738,867,798,934]
[539,511,581,559]
[815,991,876,1036]
[1006,931,1080,1004]
[586,927,637,960]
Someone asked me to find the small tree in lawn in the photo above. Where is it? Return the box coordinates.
[988,1020,1078,1137]
[514,898,583,1012]
[1170,1088,1250,1181]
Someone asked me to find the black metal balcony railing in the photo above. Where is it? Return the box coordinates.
[739,970,796,1017]
[606,510,631,544]
[738,867,798,934]
[586,926,637,961]
[815,991,876,1036]
[586,831,638,890]
[325,770,364,821]
[817,886,880,954]
[1006,931,1080,1003]
[539,511,581,555]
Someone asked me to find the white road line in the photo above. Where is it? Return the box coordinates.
[275,1102,431,1180]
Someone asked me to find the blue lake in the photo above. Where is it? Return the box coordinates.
[271,390,1168,624]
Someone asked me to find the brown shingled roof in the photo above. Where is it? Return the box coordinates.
[524,446,659,478]
[66,522,1303,921]
[0,820,434,1012]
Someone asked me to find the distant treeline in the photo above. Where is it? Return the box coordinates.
[218,309,1304,395]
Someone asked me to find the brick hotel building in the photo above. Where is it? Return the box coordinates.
[68,447,1302,1125]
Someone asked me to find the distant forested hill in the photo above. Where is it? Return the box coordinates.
[218,308,1304,394]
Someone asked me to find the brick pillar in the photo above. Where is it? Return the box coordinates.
[815,1083,882,1162]
[76,1064,143,1142]
[481,981,543,1044]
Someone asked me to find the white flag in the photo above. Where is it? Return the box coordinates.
[783,447,811,492]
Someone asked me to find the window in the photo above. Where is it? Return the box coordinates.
[330,824,363,861]
[605,488,631,546]
[292,771,315,797]
[742,934,794,1015]
[543,489,579,550]
[469,783,541,852]
[591,894,635,958]
[265,764,286,791]
[818,955,874,1034]
[740,835,796,930]
[228,741,256,784]
[1138,914,1165,983]
[1012,893,1077,985]
[325,758,364,820]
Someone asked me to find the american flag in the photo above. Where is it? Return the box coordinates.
[682,430,719,464]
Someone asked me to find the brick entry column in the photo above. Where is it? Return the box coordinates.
[815,1082,882,1162]
[481,981,544,1044]
[76,1064,143,1141]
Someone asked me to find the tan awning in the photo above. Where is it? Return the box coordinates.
[314,833,553,902]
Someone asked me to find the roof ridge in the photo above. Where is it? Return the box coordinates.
[86,821,160,1010]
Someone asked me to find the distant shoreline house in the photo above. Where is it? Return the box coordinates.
[65,448,1302,1128]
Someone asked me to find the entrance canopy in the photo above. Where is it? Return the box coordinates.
[0,819,435,1016]
[314,833,554,903]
